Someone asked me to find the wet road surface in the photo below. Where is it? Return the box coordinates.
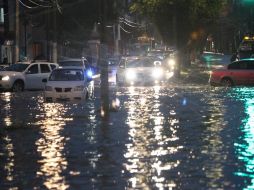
[0,84,254,189]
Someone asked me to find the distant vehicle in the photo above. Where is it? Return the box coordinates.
[209,58,254,87]
[42,66,94,102]
[235,36,254,60]
[116,56,174,86]
[146,49,175,60]
[58,58,99,80]
[0,62,58,92]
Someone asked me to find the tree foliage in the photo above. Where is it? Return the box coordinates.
[130,0,227,50]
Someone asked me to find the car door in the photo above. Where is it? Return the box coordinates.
[24,63,41,89]
[39,63,52,89]
[246,61,254,85]
[228,61,249,85]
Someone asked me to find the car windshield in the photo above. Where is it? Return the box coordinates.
[108,59,118,66]
[5,64,29,72]
[49,69,84,81]
[58,61,84,67]
[127,58,155,68]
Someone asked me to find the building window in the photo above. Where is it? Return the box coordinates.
[0,8,4,24]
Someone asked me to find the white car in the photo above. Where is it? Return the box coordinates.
[0,62,58,92]
[116,57,174,86]
[43,66,94,102]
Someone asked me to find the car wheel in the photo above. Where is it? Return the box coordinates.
[221,78,233,87]
[12,81,24,92]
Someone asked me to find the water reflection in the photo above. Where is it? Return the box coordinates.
[1,135,15,182]
[124,86,180,189]
[1,92,13,126]
[233,88,254,190]
[35,103,71,190]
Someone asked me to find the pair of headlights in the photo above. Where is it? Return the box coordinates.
[125,68,164,80]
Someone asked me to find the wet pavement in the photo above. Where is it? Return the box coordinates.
[0,83,254,189]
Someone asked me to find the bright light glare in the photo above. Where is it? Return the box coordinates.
[2,75,10,81]
[168,59,175,66]
[126,70,136,80]
[86,69,93,78]
[152,68,163,78]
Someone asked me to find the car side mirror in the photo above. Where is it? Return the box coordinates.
[25,70,31,74]
[42,79,47,83]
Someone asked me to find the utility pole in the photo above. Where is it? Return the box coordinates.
[15,0,20,63]
[99,0,109,119]
[114,21,120,56]
[52,6,57,63]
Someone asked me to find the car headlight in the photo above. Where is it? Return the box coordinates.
[45,86,53,91]
[2,75,10,81]
[74,85,84,91]
[152,68,163,78]
[168,59,175,66]
[86,69,93,78]
[125,70,136,80]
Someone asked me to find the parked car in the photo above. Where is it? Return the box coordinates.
[209,58,254,87]
[0,61,58,92]
[42,66,94,102]
[116,56,173,86]
[58,58,100,79]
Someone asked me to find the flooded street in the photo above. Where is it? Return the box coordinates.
[0,84,254,189]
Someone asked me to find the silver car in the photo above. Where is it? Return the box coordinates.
[116,57,174,86]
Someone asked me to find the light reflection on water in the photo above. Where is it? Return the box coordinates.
[232,88,254,190]
[1,86,254,189]
[35,102,71,190]
[124,86,180,189]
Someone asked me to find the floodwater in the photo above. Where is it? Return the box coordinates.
[0,84,254,190]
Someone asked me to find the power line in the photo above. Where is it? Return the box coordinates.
[119,20,137,28]
[19,0,38,9]
[119,17,141,26]
[120,25,131,33]
[27,0,52,8]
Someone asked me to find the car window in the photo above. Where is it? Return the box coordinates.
[246,61,254,69]
[50,64,57,70]
[59,61,84,67]
[142,59,155,67]
[49,69,84,81]
[5,64,29,72]
[127,59,143,68]
[27,64,39,74]
[228,61,247,70]
[40,64,51,73]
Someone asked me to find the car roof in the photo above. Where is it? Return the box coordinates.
[57,66,84,70]
[59,58,87,62]
[16,61,57,65]
[238,58,254,61]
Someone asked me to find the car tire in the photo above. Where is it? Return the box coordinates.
[12,81,24,92]
[221,78,233,87]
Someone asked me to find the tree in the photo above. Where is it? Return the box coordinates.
[130,0,227,53]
